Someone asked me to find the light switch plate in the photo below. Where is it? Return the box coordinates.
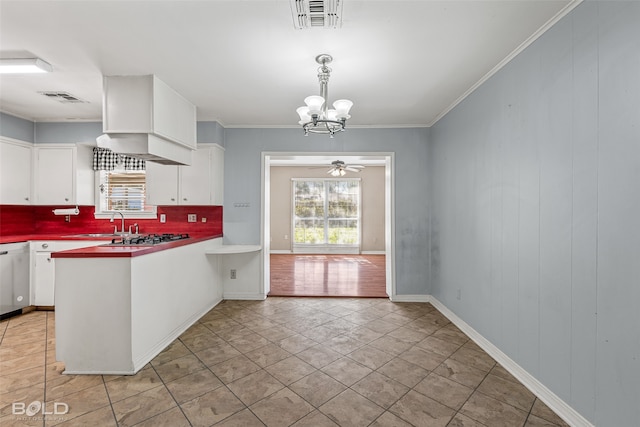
[160,214,166,223]
[187,214,197,222]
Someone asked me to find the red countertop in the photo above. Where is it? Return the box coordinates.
[51,234,222,258]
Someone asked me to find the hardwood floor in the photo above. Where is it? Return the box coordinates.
[269,254,388,297]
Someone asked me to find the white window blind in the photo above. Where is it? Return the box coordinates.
[99,170,147,212]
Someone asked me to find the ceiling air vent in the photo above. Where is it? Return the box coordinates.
[290,0,343,29]
[39,91,87,103]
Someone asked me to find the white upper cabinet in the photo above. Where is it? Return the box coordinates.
[0,137,32,205]
[145,163,179,205]
[179,146,211,205]
[146,144,224,206]
[33,145,76,205]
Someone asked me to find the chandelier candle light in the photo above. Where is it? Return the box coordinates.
[296,54,353,137]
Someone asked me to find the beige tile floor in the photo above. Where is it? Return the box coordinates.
[0,298,570,427]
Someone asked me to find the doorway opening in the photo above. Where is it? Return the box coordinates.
[261,153,395,298]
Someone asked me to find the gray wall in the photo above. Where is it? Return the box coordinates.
[0,112,34,142]
[428,2,639,425]
[34,122,102,144]
[223,127,430,296]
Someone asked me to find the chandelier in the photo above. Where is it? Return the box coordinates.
[296,54,353,137]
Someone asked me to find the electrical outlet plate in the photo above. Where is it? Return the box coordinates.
[230,269,237,279]
[187,214,197,222]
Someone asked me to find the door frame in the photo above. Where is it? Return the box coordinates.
[260,152,396,298]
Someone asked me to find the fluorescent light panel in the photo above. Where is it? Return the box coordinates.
[0,58,52,74]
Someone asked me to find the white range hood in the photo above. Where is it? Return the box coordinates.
[98,75,196,166]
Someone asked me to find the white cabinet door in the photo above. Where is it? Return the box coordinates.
[34,146,76,205]
[31,240,104,306]
[146,146,220,205]
[0,138,32,205]
[33,251,54,306]
[179,147,211,205]
[145,162,179,205]
[210,144,224,206]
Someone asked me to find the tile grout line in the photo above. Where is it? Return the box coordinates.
[100,374,120,426]
[145,361,195,427]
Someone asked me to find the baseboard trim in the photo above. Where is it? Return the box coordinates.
[224,292,266,301]
[428,296,593,427]
[361,250,386,255]
[390,294,431,303]
[269,250,292,254]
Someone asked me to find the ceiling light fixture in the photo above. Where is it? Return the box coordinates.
[296,54,353,137]
[0,58,53,74]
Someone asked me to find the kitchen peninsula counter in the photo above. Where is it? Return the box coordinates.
[52,233,222,258]
[55,236,224,375]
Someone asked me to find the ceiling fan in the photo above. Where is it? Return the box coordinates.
[325,160,365,176]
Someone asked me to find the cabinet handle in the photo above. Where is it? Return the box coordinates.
[64,197,69,201]
[171,198,175,201]
[183,198,187,201]
[25,197,29,201]
[47,258,51,262]
[0,251,8,256]
[42,243,49,249]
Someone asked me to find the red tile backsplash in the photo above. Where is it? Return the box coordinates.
[0,204,222,237]
[0,205,35,235]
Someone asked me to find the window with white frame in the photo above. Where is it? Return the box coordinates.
[98,170,148,212]
[93,147,155,218]
[293,178,361,249]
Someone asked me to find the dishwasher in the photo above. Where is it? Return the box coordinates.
[0,242,30,320]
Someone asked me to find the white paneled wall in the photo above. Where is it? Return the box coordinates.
[429,2,639,426]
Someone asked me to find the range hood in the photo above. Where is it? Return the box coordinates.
[98,75,197,166]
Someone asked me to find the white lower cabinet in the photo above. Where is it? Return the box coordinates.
[33,251,54,306]
[30,241,103,306]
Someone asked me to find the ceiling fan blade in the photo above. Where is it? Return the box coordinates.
[345,167,362,172]
[349,164,365,169]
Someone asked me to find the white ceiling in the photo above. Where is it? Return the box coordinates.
[0,0,577,128]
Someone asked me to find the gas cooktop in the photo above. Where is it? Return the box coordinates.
[109,233,191,246]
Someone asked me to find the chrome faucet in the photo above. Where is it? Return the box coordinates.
[110,211,126,235]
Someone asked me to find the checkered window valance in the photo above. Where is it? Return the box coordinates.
[92,147,145,171]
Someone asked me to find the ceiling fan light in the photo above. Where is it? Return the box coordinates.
[333,99,353,119]
[339,169,346,176]
[330,169,340,176]
[304,95,324,116]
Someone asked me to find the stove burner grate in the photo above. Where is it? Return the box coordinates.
[110,233,191,246]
